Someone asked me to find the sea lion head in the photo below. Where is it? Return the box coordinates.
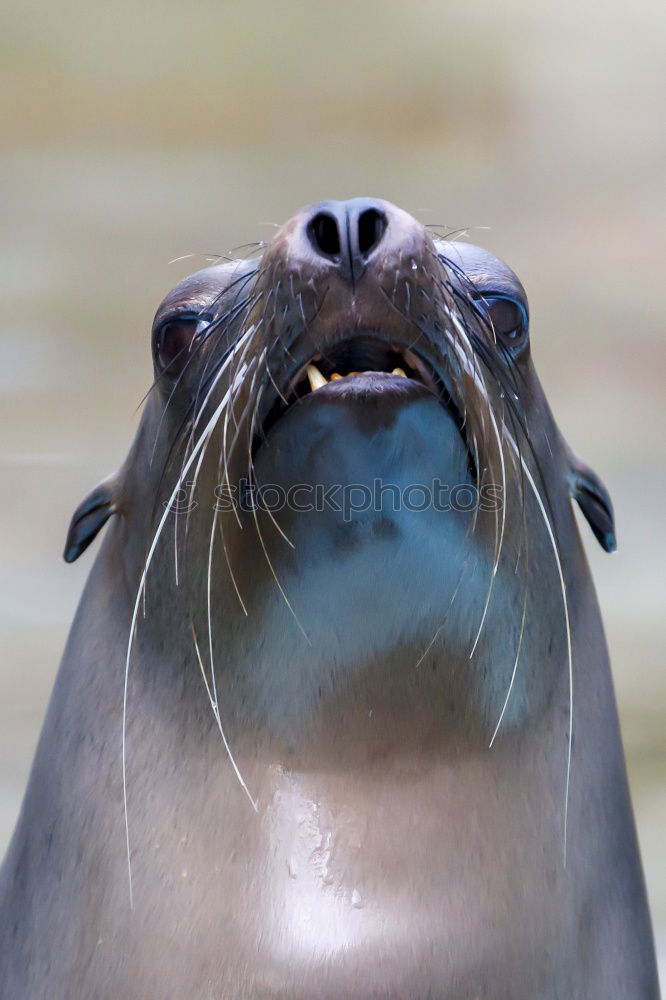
[65,198,616,747]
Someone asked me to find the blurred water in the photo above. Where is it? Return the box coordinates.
[1,0,664,977]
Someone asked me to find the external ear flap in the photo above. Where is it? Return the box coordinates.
[566,448,616,553]
[63,473,120,563]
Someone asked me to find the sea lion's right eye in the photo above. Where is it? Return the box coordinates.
[482,295,529,354]
[153,313,210,377]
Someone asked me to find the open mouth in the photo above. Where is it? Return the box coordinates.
[286,335,440,399]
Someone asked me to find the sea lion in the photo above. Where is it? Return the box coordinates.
[0,198,659,998]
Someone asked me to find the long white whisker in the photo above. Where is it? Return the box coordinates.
[469,400,507,658]
[227,364,296,551]
[489,573,528,748]
[218,516,248,616]
[246,386,310,643]
[180,322,258,539]
[414,552,471,669]
[190,623,257,810]
[122,336,256,908]
[207,509,219,710]
[511,445,573,864]
[221,336,266,532]
[185,358,254,534]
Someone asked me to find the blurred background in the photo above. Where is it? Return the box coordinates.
[1,0,664,977]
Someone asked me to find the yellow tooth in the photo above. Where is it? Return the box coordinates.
[392,367,407,377]
[306,364,327,391]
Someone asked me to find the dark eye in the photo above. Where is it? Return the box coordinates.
[153,314,209,376]
[484,296,528,351]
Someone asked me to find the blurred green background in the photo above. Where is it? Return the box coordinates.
[1,0,664,976]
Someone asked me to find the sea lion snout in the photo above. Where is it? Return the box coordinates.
[251,200,470,464]
[274,197,427,287]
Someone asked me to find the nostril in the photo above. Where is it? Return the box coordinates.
[357,208,387,257]
[307,212,341,259]
[305,201,388,281]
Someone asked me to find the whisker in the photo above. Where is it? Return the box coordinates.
[245,385,309,642]
[122,334,258,907]
[190,622,257,809]
[510,444,573,865]
[488,548,529,748]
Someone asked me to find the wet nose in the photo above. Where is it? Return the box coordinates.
[305,198,389,284]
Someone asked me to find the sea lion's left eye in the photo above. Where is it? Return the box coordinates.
[484,296,528,351]
[153,313,210,377]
